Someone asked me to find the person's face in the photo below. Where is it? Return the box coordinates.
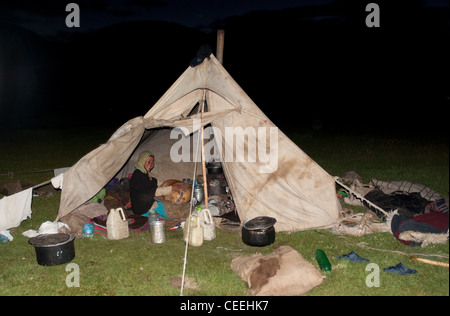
[144,155,154,172]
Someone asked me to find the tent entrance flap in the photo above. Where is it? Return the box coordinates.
[116,128,209,182]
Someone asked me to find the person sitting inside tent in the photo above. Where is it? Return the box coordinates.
[129,151,174,216]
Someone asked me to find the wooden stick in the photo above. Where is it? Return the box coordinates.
[216,29,225,64]
[32,179,52,190]
[202,30,225,208]
[410,257,449,268]
[335,177,389,217]
[200,91,208,209]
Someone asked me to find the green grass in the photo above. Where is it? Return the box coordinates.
[0,127,448,296]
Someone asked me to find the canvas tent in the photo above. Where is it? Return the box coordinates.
[56,54,340,232]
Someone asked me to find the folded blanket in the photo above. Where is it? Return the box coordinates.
[422,197,449,215]
[391,210,449,247]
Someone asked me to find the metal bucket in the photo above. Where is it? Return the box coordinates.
[150,221,166,244]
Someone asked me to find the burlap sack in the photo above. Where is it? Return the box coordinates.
[231,246,324,296]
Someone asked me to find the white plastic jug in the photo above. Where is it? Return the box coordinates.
[183,214,203,247]
[107,208,129,240]
[200,208,216,241]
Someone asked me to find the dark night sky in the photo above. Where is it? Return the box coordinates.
[1,0,449,132]
[0,0,446,35]
[0,0,336,36]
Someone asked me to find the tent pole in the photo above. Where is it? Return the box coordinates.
[32,179,52,190]
[216,29,225,64]
[200,91,209,209]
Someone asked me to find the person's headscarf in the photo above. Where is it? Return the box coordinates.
[134,151,154,174]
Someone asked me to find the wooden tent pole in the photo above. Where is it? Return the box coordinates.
[200,91,209,209]
[199,30,225,209]
[216,29,225,64]
[32,179,52,190]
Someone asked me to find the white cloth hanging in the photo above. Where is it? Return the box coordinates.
[0,188,33,231]
[51,173,64,190]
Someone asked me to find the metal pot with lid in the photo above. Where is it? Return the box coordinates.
[242,216,277,247]
[28,233,75,266]
[206,161,223,174]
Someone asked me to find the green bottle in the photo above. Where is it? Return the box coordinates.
[315,249,332,274]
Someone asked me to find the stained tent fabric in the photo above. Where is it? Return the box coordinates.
[56,54,340,232]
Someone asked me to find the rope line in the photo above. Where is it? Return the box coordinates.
[0,169,55,178]
[180,93,206,296]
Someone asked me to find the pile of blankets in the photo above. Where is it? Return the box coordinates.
[357,179,448,248]
[390,197,449,247]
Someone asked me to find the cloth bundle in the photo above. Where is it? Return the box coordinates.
[390,197,449,247]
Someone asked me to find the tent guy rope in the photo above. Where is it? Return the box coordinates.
[181,33,226,294]
[0,168,54,178]
[335,235,450,259]
[180,91,206,296]
[180,152,200,296]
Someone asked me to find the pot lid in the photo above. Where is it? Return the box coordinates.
[206,161,222,168]
[244,216,277,231]
[28,233,73,247]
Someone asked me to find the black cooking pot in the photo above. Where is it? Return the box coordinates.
[206,162,223,174]
[242,216,277,247]
[28,233,75,266]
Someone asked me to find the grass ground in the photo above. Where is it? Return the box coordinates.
[0,126,448,296]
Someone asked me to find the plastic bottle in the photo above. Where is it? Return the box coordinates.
[199,207,216,241]
[0,234,9,243]
[337,191,348,199]
[82,223,94,237]
[315,249,332,274]
[189,216,204,246]
[183,206,204,246]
